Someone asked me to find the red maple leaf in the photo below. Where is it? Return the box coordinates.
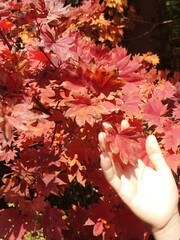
[61,80,87,95]
[4,103,48,131]
[91,68,126,95]
[162,122,180,152]
[0,148,17,164]
[63,91,118,127]
[40,25,74,60]
[143,97,167,127]
[174,81,180,99]
[39,85,55,105]
[164,152,180,174]
[29,49,51,62]
[153,80,175,100]
[93,218,105,236]
[0,102,49,145]
[173,104,180,120]
[0,209,34,240]
[84,201,116,239]
[104,123,142,165]
[109,47,142,82]
[27,47,53,71]
[112,207,150,240]
[0,2,12,17]
[0,20,14,29]
[118,84,142,118]
[41,205,67,239]
[39,173,66,196]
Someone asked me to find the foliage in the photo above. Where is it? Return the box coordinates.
[0,0,179,239]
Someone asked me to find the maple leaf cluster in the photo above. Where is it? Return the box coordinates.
[0,0,179,239]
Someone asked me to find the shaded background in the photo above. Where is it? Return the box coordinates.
[122,0,180,71]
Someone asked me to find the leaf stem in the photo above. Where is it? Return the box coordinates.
[33,96,52,115]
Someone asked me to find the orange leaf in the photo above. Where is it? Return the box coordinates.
[142,52,160,66]
[91,68,125,95]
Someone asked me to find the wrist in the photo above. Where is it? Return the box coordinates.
[152,212,180,240]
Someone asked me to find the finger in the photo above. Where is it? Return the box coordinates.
[146,135,169,171]
[134,159,145,181]
[98,131,122,178]
[121,119,130,131]
[100,152,122,193]
[98,132,107,152]
[102,122,114,134]
[111,154,123,179]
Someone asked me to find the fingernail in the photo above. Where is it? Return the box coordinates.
[98,132,106,151]
[102,122,112,132]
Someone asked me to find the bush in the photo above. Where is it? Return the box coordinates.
[0,0,179,239]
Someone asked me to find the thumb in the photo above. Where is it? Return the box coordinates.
[146,135,169,171]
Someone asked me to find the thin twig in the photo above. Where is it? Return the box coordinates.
[125,24,156,40]
[39,47,58,69]
[125,17,179,25]
[124,19,179,41]
[50,101,62,148]
[0,30,12,50]
[50,122,58,148]
[33,96,52,116]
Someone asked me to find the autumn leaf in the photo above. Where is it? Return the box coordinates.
[0,0,179,239]
[0,148,17,164]
[173,104,180,120]
[0,209,34,239]
[174,81,180,99]
[91,13,110,27]
[93,218,105,236]
[39,85,56,105]
[112,207,150,240]
[104,123,142,165]
[61,80,88,95]
[0,102,49,146]
[63,92,118,127]
[153,80,175,100]
[164,153,180,174]
[143,97,167,127]
[118,84,142,118]
[5,103,48,131]
[109,47,142,82]
[142,52,160,66]
[161,122,180,152]
[84,218,95,226]
[40,25,74,60]
[0,20,14,29]
[41,205,67,239]
[91,68,126,95]
[29,49,51,62]
[106,0,128,13]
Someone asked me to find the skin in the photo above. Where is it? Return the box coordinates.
[98,120,180,240]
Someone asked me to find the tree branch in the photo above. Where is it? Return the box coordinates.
[124,18,179,41]
[0,30,12,51]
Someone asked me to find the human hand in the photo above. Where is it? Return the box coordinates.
[98,120,180,240]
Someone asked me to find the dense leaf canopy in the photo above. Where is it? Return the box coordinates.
[0,0,179,239]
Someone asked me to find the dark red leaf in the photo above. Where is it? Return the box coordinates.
[41,205,67,240]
